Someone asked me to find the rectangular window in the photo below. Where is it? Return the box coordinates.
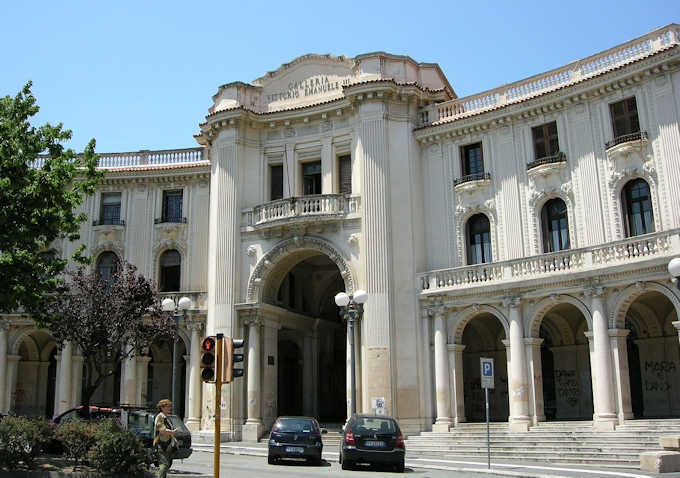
[610,97,640,139]
[338,155,352,195]
[302,161,322,195]
[100,192,121,225]
[162,190,183,222]
[460,143,484,176]
[270,164,283,200]
[532,121,559,159]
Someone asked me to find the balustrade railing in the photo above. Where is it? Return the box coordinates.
[526,152,567,171]
[30,147,206,169]
[453,172,491,187]
[604,131,648,150]
[418,228,680,292]
[243,194,361,228]
[420,25,680,126]
[159,291,207,310]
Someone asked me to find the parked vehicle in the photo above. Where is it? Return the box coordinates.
[52,405,121,424]
[267,416,324,465]
[339,414,405,472]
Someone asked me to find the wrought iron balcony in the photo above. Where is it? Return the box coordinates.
[243,194,361,229]
[605,131,648,150]
[154,216,187,224]
[92,218,126,226]
[453,172,491,187]
[527,152,567,171]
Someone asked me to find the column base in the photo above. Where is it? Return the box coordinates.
[184,417,201,432]
[509,417,531,432]
[593,416,618,431]
[640,451,680,473]
[242,421,264,442]
[432,421,452,432]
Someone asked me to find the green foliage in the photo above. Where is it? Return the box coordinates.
[0,81,103,315]
[89,419,148,475]
[54,420,97,468]
[0,416,50,470]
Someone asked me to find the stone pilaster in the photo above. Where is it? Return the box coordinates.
[586,287,617,430]
[432,309,451,431]
[136,355,151,407]
[0,321,9,413]
[7,355,20,413]
[421,310,433,427]
[72,354,84,408]
[673,321,680,346]
[243,316,263,442]
[57,342,73,415]
[525,338,544,425]
[122,342,137,406]
[506,297,530,432]
[610,328,633,423]
[447,343,466,426]
[185,322,203,431]
[262,319,280,431]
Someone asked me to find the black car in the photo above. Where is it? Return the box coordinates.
[267,416,324,465]
[339,414,405,472]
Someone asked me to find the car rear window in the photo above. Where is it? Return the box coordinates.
[274,418,317,433]
[354,417,396,433]
[166,415,190,433]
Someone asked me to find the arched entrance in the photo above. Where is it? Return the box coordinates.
[623,290,680,418]
[12,329,55,417]
[462,313,508,422]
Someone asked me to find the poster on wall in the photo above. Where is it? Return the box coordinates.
[371,397,385,415]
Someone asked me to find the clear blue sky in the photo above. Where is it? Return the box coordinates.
[2,0,678,153]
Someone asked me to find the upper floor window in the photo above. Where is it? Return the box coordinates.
[532,121,559,159]
[159,249,181,292]
[270,164,283,200]
[338,155,352,195]
[161,190,183,223]
[96,252,119,283]
[466,213,491,265]
[100,192,121,225]
[621,178,654,237]
[461,143,484,177]
[541,198,570,252]
[302,161,321,195]
[610,97,640,139]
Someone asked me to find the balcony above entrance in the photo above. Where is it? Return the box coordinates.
[242,194,361,232]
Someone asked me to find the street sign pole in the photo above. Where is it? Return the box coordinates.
[214,333,223,478]
[480,357,494,470]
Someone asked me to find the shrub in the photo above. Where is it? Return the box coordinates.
[55,420,97,468]
[0,416,48,470]
[89,419,147,475]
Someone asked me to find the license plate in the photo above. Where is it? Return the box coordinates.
[364,440,385,447]
[285,446,304,453]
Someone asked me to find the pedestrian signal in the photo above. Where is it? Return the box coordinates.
[200,336,216,383]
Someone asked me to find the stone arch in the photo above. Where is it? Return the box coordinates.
[528,294,592,338]
[90,243,124,269]
[451,305,509,344]
[530,192,577,253]
[246,235,356,304]
[609,171,660,239]
[541,312,576,346]
[40,342,58,362]
[455,205,498,265]
[152,240,187,289]
[611,281,680,329]
[9,327,47,357]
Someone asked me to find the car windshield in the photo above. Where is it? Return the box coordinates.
[353,417,396,433]
[126,411,154,435]
[274,418,316,433]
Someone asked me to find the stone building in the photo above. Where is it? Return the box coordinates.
[1,24,679,439]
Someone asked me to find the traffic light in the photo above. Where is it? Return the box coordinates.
[200,336,216,383]
[223,336,245,383]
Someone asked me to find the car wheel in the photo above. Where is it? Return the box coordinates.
[268,455,277,465]
[394,460,405,473]
[341,458,353,470]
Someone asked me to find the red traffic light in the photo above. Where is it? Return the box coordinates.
[200,336,217,383]
[202,336,215,351]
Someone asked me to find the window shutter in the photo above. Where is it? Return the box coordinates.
[339,156,352,195]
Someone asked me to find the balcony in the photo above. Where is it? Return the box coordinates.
[159,291,207,311]
[154,216,187,224]
[92,218,125,227]
[605,131,648,150]
[242,194,361,230]
[417,228,680,292]
[527,152,567,171]
[453,172,491,194]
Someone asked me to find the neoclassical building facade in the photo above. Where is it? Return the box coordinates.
[1,24,679,438]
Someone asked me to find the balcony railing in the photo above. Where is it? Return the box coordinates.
[605,131,648,150]
[31,147,206,169]
[527,152,567,171]
[92,218,126,226]
[417,228,679,292]
[453,172,491,187]
[243,194,361,228]
[158,291,207,311]
[154,216,187,224]
[420,25,680,127]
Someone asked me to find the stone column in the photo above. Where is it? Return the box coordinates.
[448,343,466,425]
[57,342,73,415]
[0,321,9,413]
[673,321,680,346]
[7,355,20,413]
[421,310,433,427]
[432,309,451,431]
[506,297,530,432]
[72,354,84,408]
[122,342,137,406]
[262,319,280,431]
[321,137,333,193]
[610,329,633,423]
[586,287,617,431]
[525,338,545,425]
[243,317,262,441]
[136,355,151,406]
[185,322,203,431]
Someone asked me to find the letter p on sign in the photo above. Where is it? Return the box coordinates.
[480,357,494,389]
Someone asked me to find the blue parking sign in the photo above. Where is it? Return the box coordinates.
[480,357,494,389]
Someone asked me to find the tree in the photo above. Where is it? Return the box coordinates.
[0,81,102,314]
[33,262,177,410]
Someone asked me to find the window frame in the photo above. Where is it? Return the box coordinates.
[460,142,484,177]
[541,198,570,253]
[609,97,640,139]
[621,178,654,237]
[466,213,492,265]
[532,121,560,160]
[269,164,284,201]
[100,192,122,225]
[159,249,181,292]
[161,189,183,223]
[301,160,322,196]
[337,154,352,195]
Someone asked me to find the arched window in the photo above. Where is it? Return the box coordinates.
[466,214,491,264]
[159,250,181,292]
[96,252,119,282]
[621,179,654,237]
[541,198,570,252]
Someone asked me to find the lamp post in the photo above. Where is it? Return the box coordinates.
[161,296,191,415]
[334,289,368,416]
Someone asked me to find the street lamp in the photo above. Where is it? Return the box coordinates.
[668,258,680,290]
[334,289,368,416]
[161,295,191,415]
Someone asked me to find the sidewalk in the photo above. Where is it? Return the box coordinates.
[192,441,680,478]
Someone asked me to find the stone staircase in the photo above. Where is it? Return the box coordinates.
[404,419,680,469]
